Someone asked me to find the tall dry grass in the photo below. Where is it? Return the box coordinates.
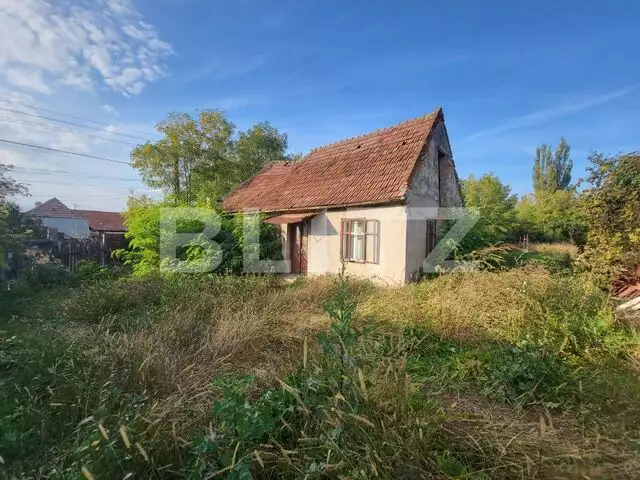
[359,266,611,345]
[3,270,640,478]
[530,242,580,257]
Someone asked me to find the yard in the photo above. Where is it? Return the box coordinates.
[1,262,639,479]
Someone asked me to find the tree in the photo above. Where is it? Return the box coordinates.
[0,164,27,200]
[535,189,585,243]
[131,111,287,205]
[456,174,518,251]
[532,137,572,194]
[236,122,288,182]
[0,164,30,272]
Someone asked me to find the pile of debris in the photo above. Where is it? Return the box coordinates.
[614,265,640,315]
[612,264,640,300]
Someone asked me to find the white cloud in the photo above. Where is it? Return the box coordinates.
[0,0,172,96]
[0,89,158,210]
[102,104,118,115]
[0,0,168,210]
[4,67,52,94]
[463,86,637,142]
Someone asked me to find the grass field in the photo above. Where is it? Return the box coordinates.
[1,264,639,479]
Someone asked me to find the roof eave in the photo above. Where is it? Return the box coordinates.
[224,196,406,214]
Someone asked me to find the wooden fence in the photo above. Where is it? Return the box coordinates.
[13,230,128,276]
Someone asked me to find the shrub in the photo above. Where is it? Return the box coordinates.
[118,198,283,276]
[578,152,640,286]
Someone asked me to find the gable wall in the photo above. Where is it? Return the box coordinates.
[404,120,462,280]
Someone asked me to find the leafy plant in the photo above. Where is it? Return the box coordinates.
[578,152,640,286]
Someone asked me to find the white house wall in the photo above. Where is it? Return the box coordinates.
[40,217,90,239]
[307,204,407,284]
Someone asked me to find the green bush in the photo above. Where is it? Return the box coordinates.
[118,198,283,276]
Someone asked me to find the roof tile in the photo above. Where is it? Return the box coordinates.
[73,210,126,232]
[223,108,443,212]
[25,198,78,218]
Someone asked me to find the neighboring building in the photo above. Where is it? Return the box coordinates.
[73,208,127,265]
[72,209,126,235]
[223,107,463,284]
[24,198,90,239]
[24,198,127,267]
[24,198,126,238]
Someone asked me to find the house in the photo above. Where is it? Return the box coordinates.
[223,107,463,283]
[24,198,126,238]
[24,198,90,239]
[72,209,127,265]
[72,209,126,235]
[24,198,127,267]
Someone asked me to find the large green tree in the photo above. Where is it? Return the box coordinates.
[532,137,573,194]
[458,174,518,249]
[131,110,287,205]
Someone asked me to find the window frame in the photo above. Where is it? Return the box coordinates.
[340,218,379,264]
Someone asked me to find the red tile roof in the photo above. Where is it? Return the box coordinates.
[25,198,79,218]
[73,210,126,232]
[223,108,443,212]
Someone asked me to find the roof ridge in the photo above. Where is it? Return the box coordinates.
[73,208,122,214]
[309,107,442,153]
[25,197,79,216]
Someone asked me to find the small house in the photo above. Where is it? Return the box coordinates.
[223,107,463,283]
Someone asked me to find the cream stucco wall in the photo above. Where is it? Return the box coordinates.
[280,119,461,284]
[306,204,407,284]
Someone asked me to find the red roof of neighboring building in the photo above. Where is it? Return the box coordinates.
[73,210,126,232]
[25,197,79,218]
[222,108,443,213]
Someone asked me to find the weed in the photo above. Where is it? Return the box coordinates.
[2,268,640,478]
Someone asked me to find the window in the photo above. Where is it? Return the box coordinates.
[341,219,379,263]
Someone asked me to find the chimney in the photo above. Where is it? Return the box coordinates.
[35,201,42,207]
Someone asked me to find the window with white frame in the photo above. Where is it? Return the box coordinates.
[340,219,379,263]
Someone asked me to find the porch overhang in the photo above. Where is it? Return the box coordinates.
[264,212,318,224]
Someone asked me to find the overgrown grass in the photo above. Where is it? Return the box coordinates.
[1,266,639,478]
[530,242,580,258]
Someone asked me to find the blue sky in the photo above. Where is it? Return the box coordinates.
[2,0,639,210]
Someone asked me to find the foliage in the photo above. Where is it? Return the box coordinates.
[532,137,572,194]
[131,110,287,204]
[3,271,640,478]
[462,174,518,244]
[438,174,518,258]
[194,273,458,479]
[515,138,586,244]
[118,196,282,275]
[577,151,640,286]
[0,164,38,271]
[517,189,586,243]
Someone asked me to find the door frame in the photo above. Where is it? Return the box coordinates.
[288,221,309,274]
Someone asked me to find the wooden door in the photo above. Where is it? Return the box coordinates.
[289,221,309,274]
